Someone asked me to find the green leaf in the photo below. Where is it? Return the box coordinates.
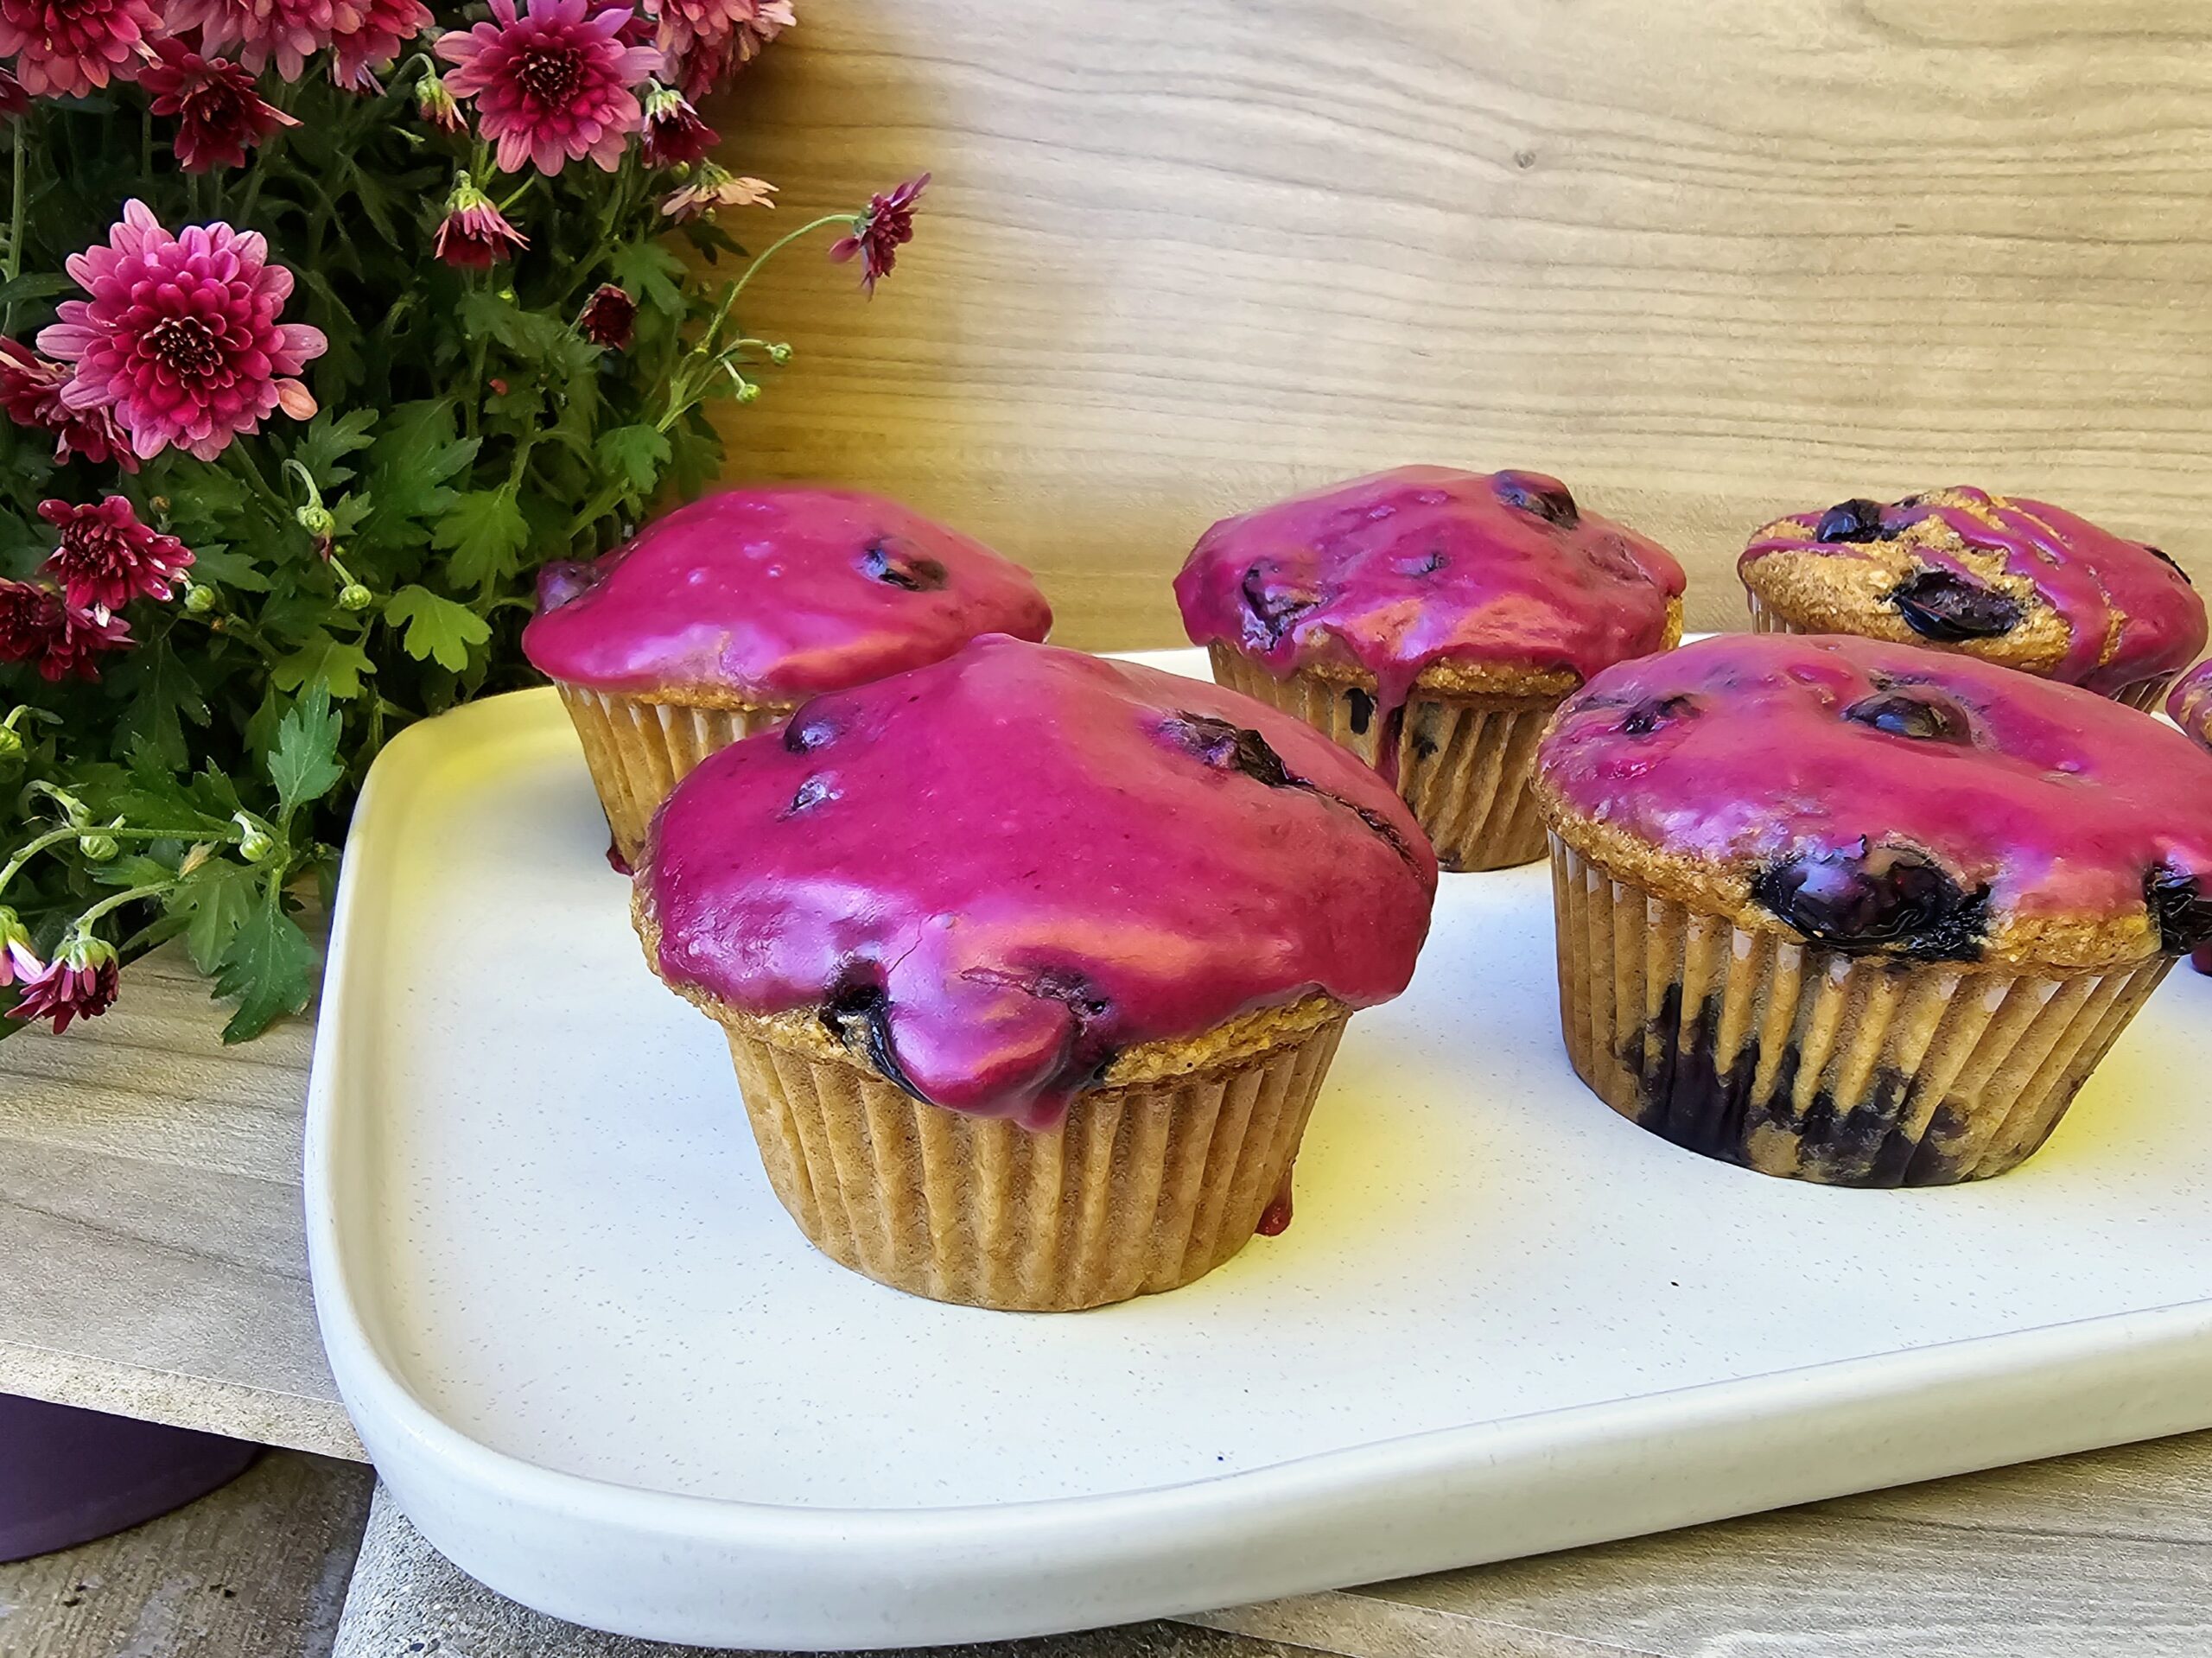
[269,683,344,823]
[459,290,569,359]
[271,632,375,700]
[169,858,261,975]
[0,271,72,313]
[385,584,493,672]
[434,487,531,589]
[186,543,274,593]
[607,242,688,316]
[293,409,379,489]
[356,401,480,552]
[213,893,318,1042]
[110,642,211,771]
[595,424,671,496]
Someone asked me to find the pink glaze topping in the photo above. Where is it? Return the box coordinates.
[641,635,1438,1128]
[1540,632,2212,956]
[1742,488,2204,698]
[2169,659,2212,753]
[522,486,1052,700]
[1173,465,1685,736]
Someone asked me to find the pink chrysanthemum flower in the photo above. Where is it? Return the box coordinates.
[0,338,137,471]
[658,162,773,222]
[663,0,785,101]
[576,283,635,349]
[0,0,159,95]
[432,175,528,268]
[0,912,41,992]
[140,41,299,171]
[38,200,327,464]
[8,935,120,1033]
[328,0,432,90]
[38,497,194,617]
[643,0,779,58]
[163,0,334,81]
[830,172,927,296]
[435,0,659,176]
[638,79,714,167]
[0,578,131,682]
[416,66,465,131]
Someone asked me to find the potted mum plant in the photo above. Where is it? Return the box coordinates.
[0,0,928,1042]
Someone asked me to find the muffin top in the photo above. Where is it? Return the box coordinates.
[522,486,1052,702]
[1740,487,2204,701]
[1535,632,2212,970]
[1173,466,1686,706]
[638,636,1438,1127]
[2168,659,2212,753]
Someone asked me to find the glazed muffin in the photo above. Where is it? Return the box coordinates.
[1175,466,1684,872]
[1740,487,2204,709]
[2169,658,2212,752]
[523,486,1052,865]
[632,635,1437,1311]
[1535,632,2212,1187]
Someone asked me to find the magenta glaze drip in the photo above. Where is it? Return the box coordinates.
[522,486,1052,700]
[642,636,1438,1128]
[2168,659,2212,753]
[1540,632,2212,931]
[1743,489,2205,697]
[1174,466,1684,778]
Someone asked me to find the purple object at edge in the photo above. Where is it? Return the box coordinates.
[0,1393,256,1562]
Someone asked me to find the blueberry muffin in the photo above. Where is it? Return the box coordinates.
[632,636,1437,1310]
[1741,488,2203,709]
[1176,467,1685,872]
[1535,632,2212,1186]
[2169,658,2212,753]
[523,486,1052,865]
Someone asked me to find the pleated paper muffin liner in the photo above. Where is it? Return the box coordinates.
[1208,645,1558,871]
[711,1007,1349,1311]
[1746,591,2178,710]
[555,684,790,864]
[1549,836,2172,1187]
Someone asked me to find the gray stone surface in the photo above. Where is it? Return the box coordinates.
[333,1488,1315,1658]
[0,1448,372,1658]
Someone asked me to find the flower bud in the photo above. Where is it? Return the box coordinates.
[0,724,20,762]
[234,813,277,865]
[339,582,373,612]
[296,502,337,539]
[184,583,216,614]
[766,342,793,365]
[736,379,761,403]
[79,820,122,862]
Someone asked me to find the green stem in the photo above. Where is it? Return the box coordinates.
[2,122,25,335]
[71,882,174,934]
[716,213,849,324]
[0,826,234,898]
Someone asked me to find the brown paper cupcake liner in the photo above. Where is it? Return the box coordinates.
[713,1008,1348,1311]
[1549,836,2171,1186]
[1208,645,1559,871]
[555,684,790,864]
[1747,592,2179,710]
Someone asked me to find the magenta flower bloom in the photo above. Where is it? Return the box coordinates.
[663,0,784,99]
[432,177,529,268]
[38,200,327,464]
[638,80,715,167]
[329,0,433,90]
[140,41,300,171]
[435,0,659,176]
[0,912,40,991]
[830,172,928,296]
[8,936,121,1034]
[162,0,333,81]
[0,578,131,682]
[0,0,159,96]
[38,497,195,617]
[576,283,635,349]
[0,338,136,471]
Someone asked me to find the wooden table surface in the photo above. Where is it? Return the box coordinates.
[5,939,2210,1655]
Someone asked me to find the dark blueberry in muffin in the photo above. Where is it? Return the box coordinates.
[860,538,949,591]
[1815,499,1888,543]
[784,713,838,753]
[1751,842,1988,960]
[1240,563,1323,647]
[1159,712,1295,789]
[1493,471,1579,528]
[1842,690,1969,744]
[819,976,925,1100]
[2145,864,2212,954]
[1891,569,2024,642]
[1620,694,1695,737]
[2146,545,2193,587]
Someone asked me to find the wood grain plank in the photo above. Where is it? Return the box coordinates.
[707,0,2212,647]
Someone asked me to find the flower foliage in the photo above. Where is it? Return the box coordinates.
[0,0,929,1040]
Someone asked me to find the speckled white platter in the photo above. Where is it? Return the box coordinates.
[307,649,2212,1652]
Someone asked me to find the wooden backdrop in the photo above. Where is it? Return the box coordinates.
[712,1,2212,648]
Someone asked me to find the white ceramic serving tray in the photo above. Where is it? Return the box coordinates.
[308,649,2212,1652]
